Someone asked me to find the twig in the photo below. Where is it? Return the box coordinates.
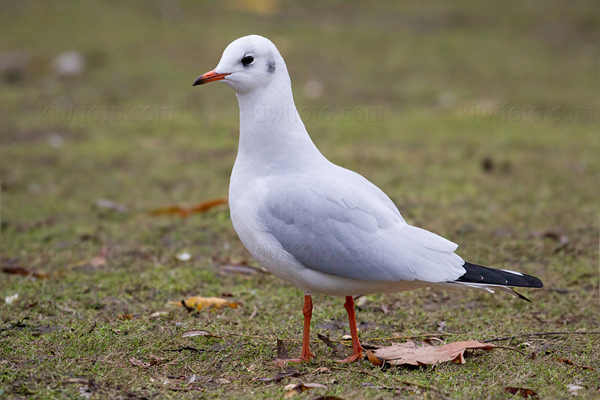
[490,345,526,356]
[80,321,96,337]
[483,331,600,343]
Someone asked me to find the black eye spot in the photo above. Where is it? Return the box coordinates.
[241,55,254,66]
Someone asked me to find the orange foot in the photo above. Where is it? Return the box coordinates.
[335,351,363,363]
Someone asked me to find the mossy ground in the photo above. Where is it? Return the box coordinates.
[1,1,599,399]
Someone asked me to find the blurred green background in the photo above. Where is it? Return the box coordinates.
[0,1,598,399]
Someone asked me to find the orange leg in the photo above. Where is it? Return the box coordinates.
[336,296,364,363]
[273,294,315,366]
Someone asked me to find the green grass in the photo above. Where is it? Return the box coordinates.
[1,1,599,399]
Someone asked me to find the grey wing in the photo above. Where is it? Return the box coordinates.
[260,173,466,282]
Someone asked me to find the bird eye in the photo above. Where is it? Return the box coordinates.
[241,55,254,66]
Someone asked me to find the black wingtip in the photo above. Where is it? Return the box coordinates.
[512,290,532,303]
[457,262,544,289]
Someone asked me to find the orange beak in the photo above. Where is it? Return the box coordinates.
[193,70,231,86]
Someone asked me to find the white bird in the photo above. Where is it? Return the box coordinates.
[193,35,543,364]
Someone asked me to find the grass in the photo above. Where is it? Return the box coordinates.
[1,0,599,399]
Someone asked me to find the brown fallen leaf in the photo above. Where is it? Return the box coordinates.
[148,355,166,365]
[182,330,218,338]
[317,333,346,359]
[368,340,495,366]
[129,355,165,368]
[129,357,151,368]
[284,383,327,398]
[2,265,49,279]
[117,314,137,321]
[276,338,289,360]
[554,357,595,370]
[422,337,445,346]
[149,198,228,218]
[367,350,384,366]
[504,387,539,398]
[169,296,240,311]
[90,246,107,268]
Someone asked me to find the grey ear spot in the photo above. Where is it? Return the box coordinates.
[267,59,276,73]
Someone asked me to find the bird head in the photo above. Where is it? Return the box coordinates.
[193,35,284,95]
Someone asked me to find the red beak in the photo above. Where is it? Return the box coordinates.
[193,70,231,86]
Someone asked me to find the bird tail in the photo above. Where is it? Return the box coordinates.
[451,262,543,302]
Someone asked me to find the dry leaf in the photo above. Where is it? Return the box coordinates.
[90,247,107,268]
[149,311,168,318]
[567,384,584,395]
[5,293,19,305]
[367,350,384,366]
[129,356,164,368]
[284,383,327,398]
[149,198,228,218]
[504,387,539,398]
[118,314,137,320]
[422,337,445,346]
[95,199,127,213]
[129,357,151,368]
[175,251,192,261]
[554,357,595,370]
[317,333,346,359]
[369,340,495,366]
[276,338,289,360]
[182,330,217,338]
[169,296,240,311]
[148,355,165,365]
[2,265,49,279]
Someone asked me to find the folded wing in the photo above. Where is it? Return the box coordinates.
[260,172,466,283]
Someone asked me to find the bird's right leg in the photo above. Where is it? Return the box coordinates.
[273,293,315,366]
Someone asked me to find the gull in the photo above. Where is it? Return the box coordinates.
[193,35,543,364]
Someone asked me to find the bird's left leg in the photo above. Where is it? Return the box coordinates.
[336,296,364,363]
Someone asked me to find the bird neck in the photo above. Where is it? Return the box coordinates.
[235,75,325,174]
